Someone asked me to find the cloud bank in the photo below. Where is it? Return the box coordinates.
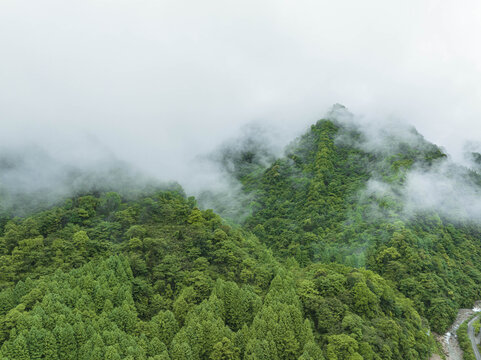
[1,0,481,215]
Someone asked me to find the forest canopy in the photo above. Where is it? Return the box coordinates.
[1,117,480,359]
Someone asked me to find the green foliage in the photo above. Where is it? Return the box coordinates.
[298,263,432,359]
[457,320,476,360]
[242,120,372,264]
[473,318,481,335]
[0,187,435,359]
[232,118,481,334]
[1,116,473,358]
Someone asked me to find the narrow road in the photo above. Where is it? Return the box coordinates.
[440,309,474,360]
[430,302,481,360]
[467,315,481,360]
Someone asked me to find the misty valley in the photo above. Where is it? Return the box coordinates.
[2,112,481,360]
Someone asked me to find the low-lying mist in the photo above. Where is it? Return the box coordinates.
[1,105,481,228]
[0,142,167,215]
[332,107,481,224]
[0,120,297,217]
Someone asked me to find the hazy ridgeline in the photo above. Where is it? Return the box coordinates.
[2,106,481,224]
[0,144,179,216]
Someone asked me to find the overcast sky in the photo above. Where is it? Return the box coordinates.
[1,0,481,192]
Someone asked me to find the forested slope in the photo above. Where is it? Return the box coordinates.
[234,117,481,333]
[1,113,481,358]
[0,188,433,359]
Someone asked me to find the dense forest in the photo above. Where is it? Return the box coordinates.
[1,114,481,359]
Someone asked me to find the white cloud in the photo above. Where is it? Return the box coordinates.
[402,162,481,222]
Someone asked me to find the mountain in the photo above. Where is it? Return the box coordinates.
[2,110,480,359]
[231,115,481,333]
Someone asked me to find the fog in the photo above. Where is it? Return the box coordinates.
[364,162,481,224]
[1,0,481,207]
[332,107,481,224]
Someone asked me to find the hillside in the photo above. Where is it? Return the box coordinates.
[232,114,481,333]
[2,113,481,358]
